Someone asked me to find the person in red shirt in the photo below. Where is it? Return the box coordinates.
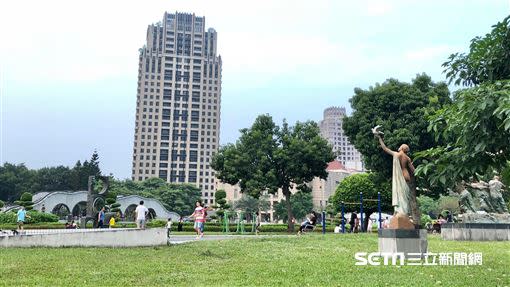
[191,201,206,239]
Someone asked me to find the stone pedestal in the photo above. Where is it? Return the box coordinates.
[441,223,510,241]
[378,229,428,258]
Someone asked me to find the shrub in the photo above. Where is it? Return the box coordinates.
[436,195,459,215]
[421,214,432,226]
[15,192,34,210]
[0,212,17,224]
[148,219,167,228]
[20,192,33,202]
[0,211,58,224]
[26,211,59,223]
[0,222,64,229]
[417,195,439,218]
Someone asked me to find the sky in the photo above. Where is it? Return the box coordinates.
[0,0,508,179]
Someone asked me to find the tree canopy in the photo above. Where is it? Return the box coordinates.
[274,191,313,222]
[416,81,510,188]
[416,16,510,189]
[107,177,202,216]
[442,16,510,87]
[329,173,391,231]
[0,151,103,203]
[232,194,269,215]
[212,114,334,231]
[343,74,450,182]
[213,189,230,218]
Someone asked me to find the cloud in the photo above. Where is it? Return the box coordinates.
[365,0,395,16]
[404,45,456,61]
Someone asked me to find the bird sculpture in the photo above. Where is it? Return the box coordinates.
[371,125,384,135]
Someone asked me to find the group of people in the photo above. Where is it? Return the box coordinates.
[95,200,149,229]
[331,214,392,233]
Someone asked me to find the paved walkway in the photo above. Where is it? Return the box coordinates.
[167,234,289,244]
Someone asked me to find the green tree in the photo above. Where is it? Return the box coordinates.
[36,166,73,191]
[69,161,83,191]
[213,189,230,218]
[15,192,34,210]
[416,195,439,218]
[0,200,4,208]
[274,191,313,222]
[232,194,269,215]
[416,81,510,188]
[0,163,38,202]
[502,163,510,189]
[212,115,334,231]
[105,192,121,213]
[416,18,510,189]
[89,150,101,176]
[343,74,450,192]
[329,173,391,231]
[107,178,202,216]
[442,16,510,87]
[70,151,103,190]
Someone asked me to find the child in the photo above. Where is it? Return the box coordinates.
[298,211,318,234]
[109,216,116,228]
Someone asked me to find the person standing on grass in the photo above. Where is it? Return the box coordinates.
[367,217,373,233]
[383,216,390,229]
[177,216,184,232]
[109,216,116,228]
[97,207,106,228]
[190,201,205,239]
[349,212,357,233]
[17,206,30,232]
[135,200,149,229]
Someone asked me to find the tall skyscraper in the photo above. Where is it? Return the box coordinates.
[132,12,222,205]
[319,107,363,170]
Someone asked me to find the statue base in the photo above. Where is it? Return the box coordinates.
[378,229,428,258]
[458,212,510,224]
[388,213,416,229]
[441,223,510,241]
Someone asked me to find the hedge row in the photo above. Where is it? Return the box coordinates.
[0,222,64,229]
[0,211,59,224]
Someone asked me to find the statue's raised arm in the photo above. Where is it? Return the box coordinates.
[372,126,395,156]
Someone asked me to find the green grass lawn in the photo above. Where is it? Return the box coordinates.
[0,234,508,287]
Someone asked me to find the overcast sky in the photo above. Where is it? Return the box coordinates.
[1,0,508,179]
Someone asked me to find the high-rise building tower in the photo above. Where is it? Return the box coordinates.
[132,12,222,205]
[319,107,363,170]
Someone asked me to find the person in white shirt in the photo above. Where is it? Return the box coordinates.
[383,217,390,229]
[367,218,373,233]
[135,200,149,229]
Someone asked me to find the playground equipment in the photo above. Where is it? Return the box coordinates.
[340,192,382,233]
[235,211,245,234]
[222,211,258,234]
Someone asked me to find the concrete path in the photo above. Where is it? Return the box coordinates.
[167,234,289,244]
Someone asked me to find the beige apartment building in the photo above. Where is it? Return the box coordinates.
[132,12,222,205]
[319,107,364,171]
[309,160,358,209]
